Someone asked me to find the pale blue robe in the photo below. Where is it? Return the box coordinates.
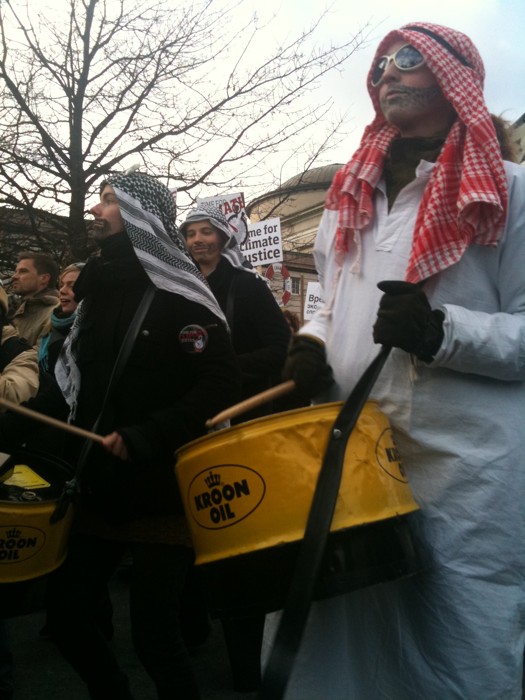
[263,160,525,699]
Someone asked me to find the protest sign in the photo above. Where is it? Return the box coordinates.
[303,282,324,320]
[241,218,283,265]
[197,193,282,265]
[198,192,248,245]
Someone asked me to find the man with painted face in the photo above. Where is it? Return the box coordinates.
[273,22,525,699]
[180,203,291,691]
[181,203,291,418]
[32,172,240,700]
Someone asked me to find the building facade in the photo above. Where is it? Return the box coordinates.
[247,163,342,325]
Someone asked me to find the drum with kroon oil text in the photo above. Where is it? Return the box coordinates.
[0,448,74,617]
[175,401,420,619]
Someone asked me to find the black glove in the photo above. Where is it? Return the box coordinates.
[283,335,333,400]
[373,280,444,362]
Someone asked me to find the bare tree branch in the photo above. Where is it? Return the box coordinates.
[0,0,370,268]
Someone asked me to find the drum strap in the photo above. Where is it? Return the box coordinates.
[259,345,391,700]
[51,284,156,523]
[87,283,157,435]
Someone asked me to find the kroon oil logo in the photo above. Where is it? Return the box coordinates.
[0,526,46,564]
[375,428,407,482]
[188,465,265,530]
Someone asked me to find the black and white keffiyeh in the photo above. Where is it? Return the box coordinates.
[56,172,227,417]
[180,202,255,274]
[106,173,227,319]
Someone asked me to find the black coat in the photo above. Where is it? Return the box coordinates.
[0,234,241,522]
[207,258,291,420]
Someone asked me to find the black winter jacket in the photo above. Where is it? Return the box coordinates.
[206,258,290,420]
[0,234,241,523]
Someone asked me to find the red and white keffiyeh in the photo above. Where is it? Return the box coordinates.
[326,22,508,283]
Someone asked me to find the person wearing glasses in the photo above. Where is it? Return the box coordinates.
[274,22,525,699]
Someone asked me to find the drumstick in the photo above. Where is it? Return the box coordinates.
[0,397,105,444]
[205,380,296,429]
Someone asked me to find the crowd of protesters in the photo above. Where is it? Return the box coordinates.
[0,19,523,700]
[0,172,294,699]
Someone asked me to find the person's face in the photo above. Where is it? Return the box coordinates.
[11,258,50,298]
[89,185,125,241]
[185,221,224,270]
[58,270,80,315]
[374,40,455,137]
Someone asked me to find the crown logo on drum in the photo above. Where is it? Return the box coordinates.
[205,471,221,489]
[6,528,21,539]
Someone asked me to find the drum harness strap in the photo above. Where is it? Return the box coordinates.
[51,284,156,523]
[259,345,391,700]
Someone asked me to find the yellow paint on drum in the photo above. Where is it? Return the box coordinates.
[0,454,74,583]
[175,401,419,566]
[0,501,73,582]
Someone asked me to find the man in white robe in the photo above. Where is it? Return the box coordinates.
[266,21,525,700]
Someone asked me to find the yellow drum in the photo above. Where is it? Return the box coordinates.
[0,449,74,617]
[176,401,420,618]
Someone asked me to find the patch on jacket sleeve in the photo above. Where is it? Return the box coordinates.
[179,325,209,353]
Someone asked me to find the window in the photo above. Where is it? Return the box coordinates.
[291,276,300,295]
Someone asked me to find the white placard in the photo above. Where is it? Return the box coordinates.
[303,281,324,320]
[240,218,282,265]
[197,193,249,245]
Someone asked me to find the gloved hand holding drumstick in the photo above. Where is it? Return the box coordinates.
[208,282,444,429]
[284,282,445,404]
[206,335,334,429]
[281,335,334,401]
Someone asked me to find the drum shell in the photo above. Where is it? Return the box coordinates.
[0,450,74,585]
[175,401,418,567]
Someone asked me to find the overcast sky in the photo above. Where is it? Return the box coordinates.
[9,0,523,207]
[257,0,524,164]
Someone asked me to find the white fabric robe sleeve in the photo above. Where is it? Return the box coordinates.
[433,166,525,380]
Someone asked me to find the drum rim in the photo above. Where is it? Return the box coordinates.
[0,447,74,473]
[176,400,381,456]
[0,447,74,503]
